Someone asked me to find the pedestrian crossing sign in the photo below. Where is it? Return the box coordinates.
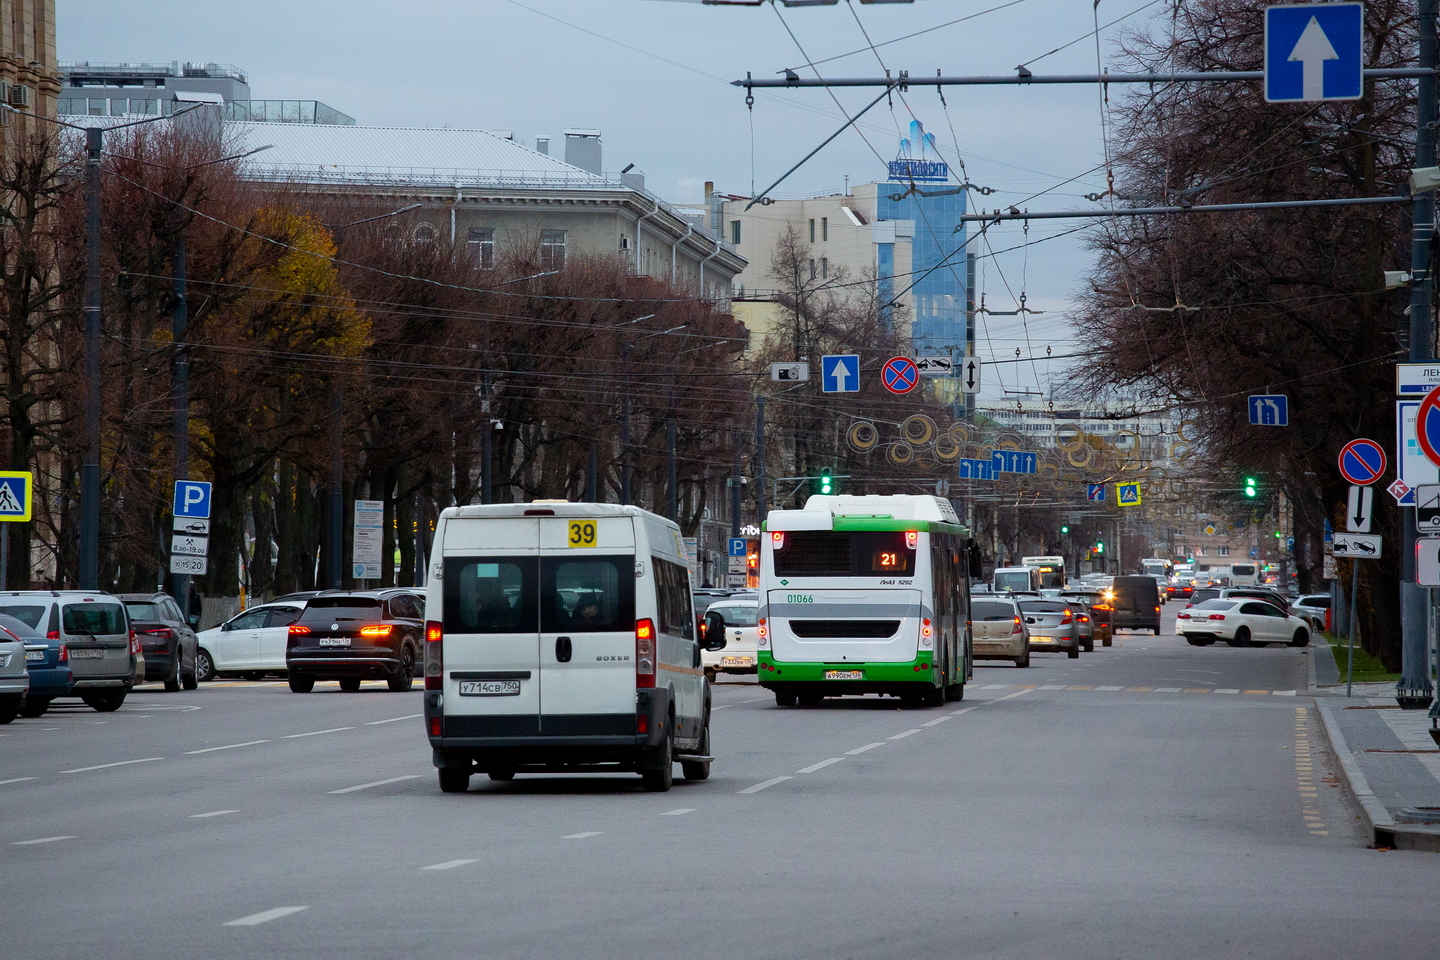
[0,471,32,521]
[1116,482,1143,507]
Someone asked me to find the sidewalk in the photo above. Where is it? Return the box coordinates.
[1313,638,1440,851]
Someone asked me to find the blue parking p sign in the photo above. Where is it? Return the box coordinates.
[173,480,213,519]
[1264,4,1363,103]
[727,537,747,557]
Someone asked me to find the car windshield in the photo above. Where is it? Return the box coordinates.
[1019,601,1069,613]
[709,604,758,627]
[971,600,1018,621]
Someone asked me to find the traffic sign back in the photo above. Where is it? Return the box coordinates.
[1338,438,1386,485]
[881,356,919,395]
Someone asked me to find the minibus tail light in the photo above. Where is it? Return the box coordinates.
[635,619,656,688]
[425,620,443,690]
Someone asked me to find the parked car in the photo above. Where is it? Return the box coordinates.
[1111,575,1162,635]
[0,617,28,723]
[119,592,199,691]
[285,588,426,692]
[970,596,1031,667]
[1177,598,1311,647]
[0,591,136,711]
[701,597,759,680]
[195,600,307,681]
[1290,594,1331,632]
[4,613,71,718]
[1017,598,1081,659]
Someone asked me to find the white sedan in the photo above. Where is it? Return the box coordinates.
[194,601,306,681]
[1177,598,1311,648]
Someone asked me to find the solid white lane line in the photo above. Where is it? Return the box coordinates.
[190,810,238,819]
[738,776,793,794]
[11,836,74,845]
[845,742,885,755]
[981,684,1010,689]
[223,906,309,927]
[328,775,420,795]
[889,729,921,740]
[563,831,604,839]
[922,715,952,727]
[366,714,422,725]
[62,758,163,774]
[185,740,270,755]
[421,859,478,871]
[1095,686,1123,691]
[284,727,354,739]
[797,758,844,774]
[660,808,696,816]
[0,777,37,786]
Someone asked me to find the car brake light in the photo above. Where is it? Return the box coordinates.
[1077,614,1090,624]
[425,620,443,690]
[288,625,311,635]
[359,624,392,637]
[58,644,67,662]
[1011,616,1023,634]
[144,627,175,640]
[46,629,58,641]
[1178,613,1191,619]
[1059,614,1073,625]
[129,632,140,655]
[430,717,441,737]
[1208,614,1226,621]
[636,618,656,688]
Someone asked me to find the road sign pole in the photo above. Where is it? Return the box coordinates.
[1348,559,1359,698]
[1400,0,1440,708]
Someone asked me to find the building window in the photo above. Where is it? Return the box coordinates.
[809,259,816,280]
[540,229,567,270]
[822,217,828,241]
[1197,547,1208,557]
[1218,546,1230,557]
[821,257,828,279]
[730,220,741,245]
[467,227,495,269]
[809,218,815,242]
[413,223,437,245]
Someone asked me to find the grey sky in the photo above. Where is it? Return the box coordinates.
[60,0,1165,402]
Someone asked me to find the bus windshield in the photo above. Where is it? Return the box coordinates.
[771,531,915,577]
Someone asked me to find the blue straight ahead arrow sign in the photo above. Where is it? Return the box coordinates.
[820,355,861,393]
[1264,4,1363,103]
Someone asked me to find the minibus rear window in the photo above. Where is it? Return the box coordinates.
[444,558,537,633]
[543,558,634,632]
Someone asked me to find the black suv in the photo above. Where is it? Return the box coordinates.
[285,589,425,693]
[118,592,200,692]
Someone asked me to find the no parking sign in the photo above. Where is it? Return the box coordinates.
[1417,385,1440,468]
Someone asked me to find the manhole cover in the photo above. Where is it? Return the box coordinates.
[1397,807,1440,824]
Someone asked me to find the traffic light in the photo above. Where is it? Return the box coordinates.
[1061,525,1069,534]
[1095,540,1105,554]
[819,468,834,495]
[1243,476,1258,498]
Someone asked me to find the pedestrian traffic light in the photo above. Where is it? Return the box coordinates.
[819,469,834,495]
[1243,476,1258,498]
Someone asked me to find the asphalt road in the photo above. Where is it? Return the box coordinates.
[4,625,1440,959]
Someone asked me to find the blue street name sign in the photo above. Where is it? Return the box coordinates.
[1248,394,1289,426]
[1087,483,1106,502]
[821,354,861,394]
[727,537,747,557]
[991,451,1038,475]
[1264,3,1363,104]
[958,458,995,480]
[173,480,213,519]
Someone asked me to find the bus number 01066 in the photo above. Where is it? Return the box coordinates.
[786,595,813,603]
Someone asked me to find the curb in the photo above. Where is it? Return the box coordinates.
[1316,700,1440,852]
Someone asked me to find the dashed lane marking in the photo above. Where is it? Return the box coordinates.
[889,729,922,740]
[797,758,845,774]
[0,777,37,786]
[1155,687,1181,692]
[223,906,309,927]
[328,775,420,795]
[62,758,163,774]
[659,808,695,816]
[1039,685,1066,690]
[1068,685,1093,690]
[738,776,793,794]
[190,810,238,819]
[921,715,951,727]
[421,859,478,871]
[845,743,885,755]
[11,836,74,845]
[1215,689,1240,694]
[284,727,354,739]
[563,832,604,840]
[1095,686,1123,691]
[366,714,422,725]
[184,740,270,755]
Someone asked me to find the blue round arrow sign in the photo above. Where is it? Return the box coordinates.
[1337,438,1386,485]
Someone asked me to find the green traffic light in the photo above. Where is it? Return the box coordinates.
[819,469,833,495]
[1061,526,1069,534]
[1244,476,1258,498]
[1095,541,1105,554]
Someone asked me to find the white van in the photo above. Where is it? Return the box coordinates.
[423,502,718,793]
[1228,562,1260,586]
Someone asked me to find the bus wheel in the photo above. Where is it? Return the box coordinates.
[945,682,965,702]
[774,690,796,707]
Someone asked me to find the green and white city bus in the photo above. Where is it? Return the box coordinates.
[757,494,979,708]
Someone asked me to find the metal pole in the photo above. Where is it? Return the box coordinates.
[1348,560,1360,698]
[620,343,632,506]
[731,450,742,540]
[480,371,492,505]
[1,524,9,591]
[755,397,767,522]
[80,127,103,590]
[1403,0,1438,708]
[172,231,190,612]
[328,388,344,589]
